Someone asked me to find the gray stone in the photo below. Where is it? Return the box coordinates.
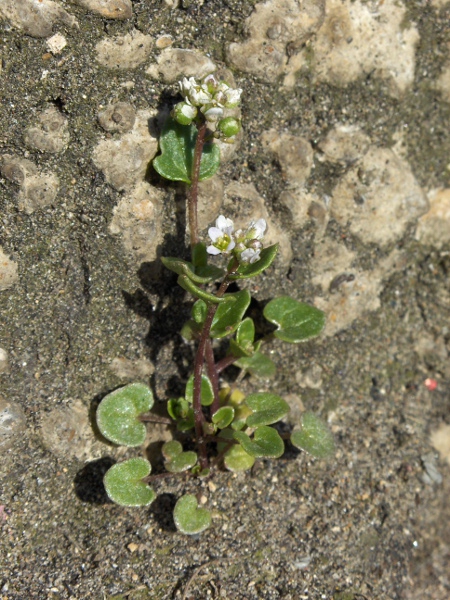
[96,30,153,69]
[0,396,27,450]
[0,247,18,291]
[97,102,136,133]
[0,0,78,38]
[146,48,216,83]
[24,106,70,154]
[74,0,133,19]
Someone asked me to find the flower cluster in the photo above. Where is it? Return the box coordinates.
[172,75,242,142]
[207,215,267,264]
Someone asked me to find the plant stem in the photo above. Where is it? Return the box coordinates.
[215,354,238,374]
[205,339,221,414]
[188,120,207,249]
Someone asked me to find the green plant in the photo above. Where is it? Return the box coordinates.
[95,75,334,535]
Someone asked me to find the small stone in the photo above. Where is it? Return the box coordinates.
[109,181,165,264]
[97,102,136,133]
[261,129,313,186]
[74,0,133,19]
[311,239,355,292]
[0,348,9,374]
[156,34,173,49]
[46,33,67,54]
[0,0,78,38]
[24,106,70,153]
[318,124,370,164]
[127,542,139,553]
[1,155,38,185]
[0,396,27,450]
[415,188,450,249]
[330,147,428,247]
[96,30,153,69]
[430,423,450,466]
[295,364,324,389]
[109,356,155,380]
[0,247,19,291]
[92,110,159,191]
[146,48,216,83]
[197,176,224,232]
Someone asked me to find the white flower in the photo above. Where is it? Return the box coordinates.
[201,104,224,122]
[246,218,266,240]
[240,247,261,264]
[224,87,242,107]
[179,77,196,96]
[207,215,235,255]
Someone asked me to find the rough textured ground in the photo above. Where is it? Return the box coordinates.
[0,1,449,599]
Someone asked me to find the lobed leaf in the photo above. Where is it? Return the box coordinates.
[173,494,212,535]
[263,296,325,343]
[96,383,153,447]
[290,412,335,459]
[104,458,156,507]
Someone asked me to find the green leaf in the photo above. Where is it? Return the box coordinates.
[230,404,253,431]
[104,458,156,507]
[173,494,212,535]
[178,274,232,304]
[192,299,207,324]
[233,426,284,458]
[210,290,251,338]
[96,383,153,447]
[228,244,279,280]
[152,117,220,184]
[180,319,201,341]
[236,317,255,346]
[224,443,255,472]
[235,351,276,379]
[185,374,214,406]
[290,412,335,458]
[167,398,195,431]
[212,406,235,429]
[245,392,290,427]
[161,441,198,473]
[263,296,325,343]
[161,257,225,284]
[192,242,207,267]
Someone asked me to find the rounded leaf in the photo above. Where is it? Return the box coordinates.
[104,458,156,507]
[224,443,255,472]
[235,351,276,379]
[245,392,290,427]
[263,297,325,343]
[165,450,198,473]
[233,426,285,458]
[210,290,251,338]
[173,494,212,535]
[291,412,335,458]
[212,406,235,429]
[161,440,183,460]
[97,383,153,447]
[185,374,214,406]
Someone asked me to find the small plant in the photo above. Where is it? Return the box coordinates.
[95,75,334,535]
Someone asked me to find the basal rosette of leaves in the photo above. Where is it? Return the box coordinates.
[94,74,334,535]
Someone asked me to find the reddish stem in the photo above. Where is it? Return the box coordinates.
[188,120,207,249]
[205,339,221,414]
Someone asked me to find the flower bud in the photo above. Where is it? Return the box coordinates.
[172,101,197,125]
[218,117,241,138]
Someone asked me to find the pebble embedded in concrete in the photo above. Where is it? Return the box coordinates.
[97,102,136,133]
[109,356,155,380]
[415,188,450,249]
[0,248,18,291]
[146,48,216,83]
[24,106,70,154]
[430,423,450,466]
[0,396,27,451]
[330,146,428,247]
[46,33,67,54]
[92,110,159,191]
[0,0,78,38]
[285,0,420,95]
[0,348,9,374]
[96,30,153,69]
[74,0,133,19]
[318,124,370,165]
[197,176,224,232]
[261,129,314,186]
[109,181,165,264]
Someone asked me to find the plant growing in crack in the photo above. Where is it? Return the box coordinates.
[95,75,334,535]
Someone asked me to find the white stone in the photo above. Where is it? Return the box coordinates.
[0,0,78,38]
[97,102,136,133]
[96,30,153,69]
[284,0,420,96]
[24,106,70,153]
[74,0,133,19]
[46,33,67,54]
[109,181,165,264]
[0,248,18,291]
[330,147,428,247]
[227,0,325,82]
[0,396,27,450]
[92,110,159,191]
[260,129,314,186]
[310,239,356,293]
[197,176,224,231]
[415,188,450,249]
[223,181,292,268]
[0,348,8,374]
[146,48,216,83]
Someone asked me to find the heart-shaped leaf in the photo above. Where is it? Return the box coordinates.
[161,440,198,473]
[291,412,335,458]
[96,383,153,447]
[210,290,251,338]
[233,426,285,458]
[235,351,276,379]
[153,117,220,183]
[185,374,214,406]
[212,406,235,429]
[173,494,212,535]
[228,244,279,280]
[263,296,325,343]
[244,392,290,427]
[224,443,255,472]
[104,458,156,507]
